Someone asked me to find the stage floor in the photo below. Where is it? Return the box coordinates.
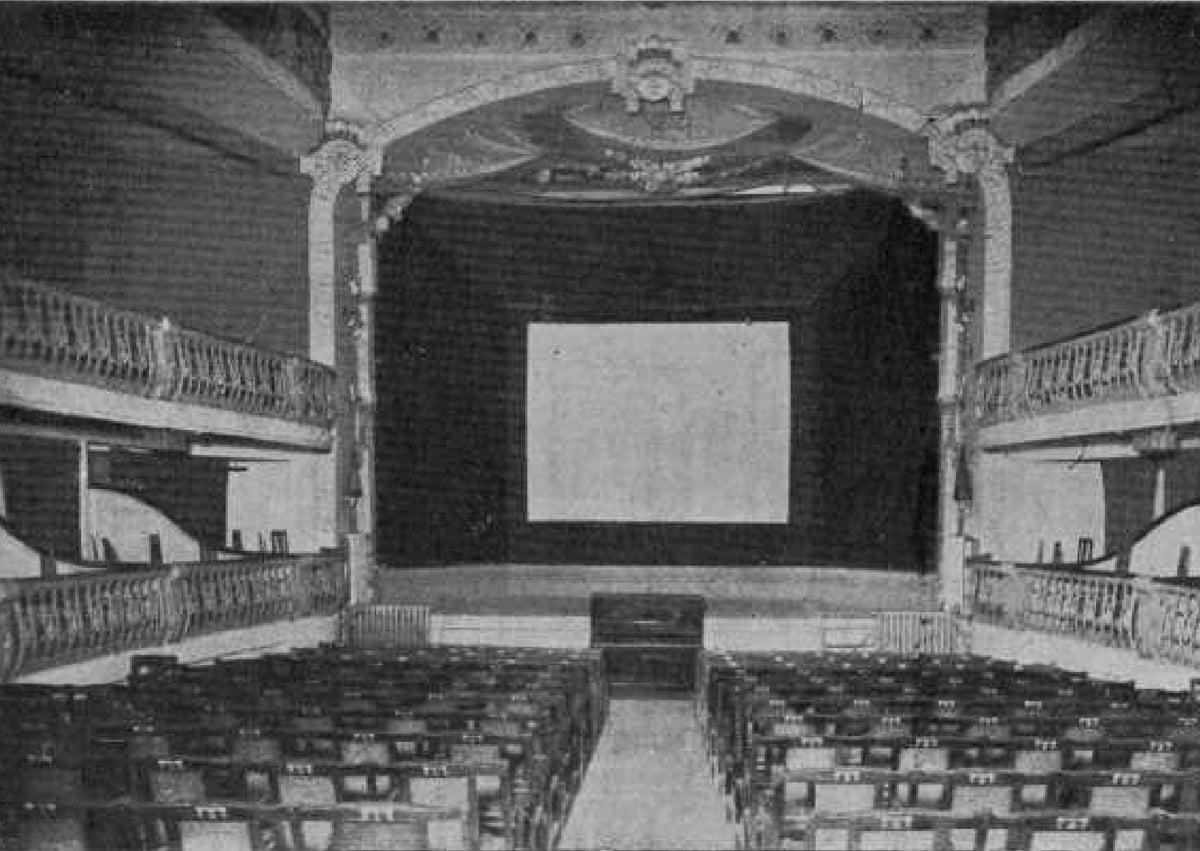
[375,563,939,618]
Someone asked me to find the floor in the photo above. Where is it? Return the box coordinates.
[558,697,740,851]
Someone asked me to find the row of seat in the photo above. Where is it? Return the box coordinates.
[702,651,1200,850]
[0,644,609,850]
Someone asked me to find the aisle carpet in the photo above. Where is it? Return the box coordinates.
[558,698,739,850]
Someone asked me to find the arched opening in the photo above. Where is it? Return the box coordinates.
[365,76,954,572]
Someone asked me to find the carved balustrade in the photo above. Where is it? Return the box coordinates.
[963,558,1200,668]
[1135,579,1200,668]
[973,303,1200,426]
[0,276,336,427]
[0,552,347,682]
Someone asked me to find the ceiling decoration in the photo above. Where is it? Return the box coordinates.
[372,23,960,209]
[334,4,984,57]
[611,35,694,113]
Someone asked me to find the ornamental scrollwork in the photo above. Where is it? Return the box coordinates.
[301,123,383,203]
[923,108,1013,184]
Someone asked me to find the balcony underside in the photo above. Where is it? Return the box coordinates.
[979,390,1200,456]
[1,370,331,450]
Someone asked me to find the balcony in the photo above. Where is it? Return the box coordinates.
[0,277,337,449]
[0,551,348,682]
[975,302,1200,452]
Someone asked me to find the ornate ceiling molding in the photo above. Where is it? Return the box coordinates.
[336,4,984,56]
[370,57,929,149]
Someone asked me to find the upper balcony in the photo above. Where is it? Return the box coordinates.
[975,300,1200,453]
[1,277,336,450]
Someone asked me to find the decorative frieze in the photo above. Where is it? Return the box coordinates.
[335,4,984,56]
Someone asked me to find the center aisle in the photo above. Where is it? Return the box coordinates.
[558,697,740,850]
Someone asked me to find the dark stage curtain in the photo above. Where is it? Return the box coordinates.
[375,189,939,570]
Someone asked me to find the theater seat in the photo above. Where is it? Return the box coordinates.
[179,820,256,851]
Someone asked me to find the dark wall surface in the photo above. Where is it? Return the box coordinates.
[0,75,310,355]
[375,190,939,571]
[1010,113,1200,351]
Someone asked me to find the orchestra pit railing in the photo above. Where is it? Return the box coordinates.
[0,551,349,682]
[0,276,337,427]
[975,302,1200,427]
[965,557,1200,669]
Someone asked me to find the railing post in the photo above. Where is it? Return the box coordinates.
[0,583,20,683]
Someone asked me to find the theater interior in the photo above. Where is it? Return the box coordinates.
[3,3,1200,848]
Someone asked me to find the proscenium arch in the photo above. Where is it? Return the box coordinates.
[357,56,976,603]
[369,56,933,149]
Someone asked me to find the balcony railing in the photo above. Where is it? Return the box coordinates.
[964,558,1200,668]
[0,276,337,428]
[975,302,1200,426]
[0,551,348,682]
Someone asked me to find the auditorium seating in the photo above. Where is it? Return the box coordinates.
[0,645,607,850]
[702,651,1200,850]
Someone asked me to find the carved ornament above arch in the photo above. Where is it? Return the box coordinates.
[369,56,931,150]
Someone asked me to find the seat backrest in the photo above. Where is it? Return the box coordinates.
[898,747,949,771]
[813,782,876,813]
[410,775,470,810]
[179,821,254,851]
[1089,784,1151,817]
[328,818,431,851]
[951,783,1011,815]
[149,767,207,804]
[1015,750,1064,773]
[16,817,88,851]
[1028,830,1106,851]
[340,740,391,765]
[278,773,338,807]
[1130,750,1179,771]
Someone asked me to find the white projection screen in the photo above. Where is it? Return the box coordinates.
[527,322,791,523]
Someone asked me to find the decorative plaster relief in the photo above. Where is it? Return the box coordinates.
[611,36,694,113]
[374,57,929,149]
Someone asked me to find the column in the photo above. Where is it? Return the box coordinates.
[299,128,381,561]
[925,111,1014,359]
[926,112,1015,562]
[935,216,965,610]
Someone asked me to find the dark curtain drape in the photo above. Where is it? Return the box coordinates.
[375,189,939,570]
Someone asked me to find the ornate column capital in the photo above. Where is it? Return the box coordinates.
[301,123,383,203]
[924,109,1014,185]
